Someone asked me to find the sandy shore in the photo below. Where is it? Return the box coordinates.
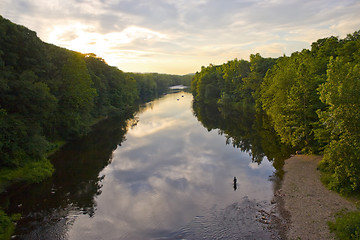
[277,155,357,240]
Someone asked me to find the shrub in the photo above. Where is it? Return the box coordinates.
[0,158,54,192]
[0,210,20,240]
[329,211,360,239]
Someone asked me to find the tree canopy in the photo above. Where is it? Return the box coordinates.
[191,30,360,194]
[0,15,191,188]
[191,55,275,106]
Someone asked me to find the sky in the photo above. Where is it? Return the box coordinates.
[1,0,360,75]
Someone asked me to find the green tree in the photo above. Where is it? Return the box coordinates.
[243,53,276,107]
[221,59,250,104]
[317,57,360,193]
[191,56,274,107]
[0,69,56,166]
[261,51,325,151]
[56,53,97,138]
[191,64,222,103]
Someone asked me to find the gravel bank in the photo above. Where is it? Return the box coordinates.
[279,155,357,240]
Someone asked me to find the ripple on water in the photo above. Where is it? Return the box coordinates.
[163,196,280,240]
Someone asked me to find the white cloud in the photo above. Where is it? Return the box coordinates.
[1,0,360,74]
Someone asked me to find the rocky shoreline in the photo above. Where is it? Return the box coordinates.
[275,155,357,240]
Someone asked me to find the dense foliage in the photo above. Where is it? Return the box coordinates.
[328,211,360,239]
[191,54,276,106]
[317,55,360,193]
[0,210,20,240]
[191,30,360,194]
[0,16,190,189]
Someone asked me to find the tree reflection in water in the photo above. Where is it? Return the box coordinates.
[192,101,294,178]
[0,111,137,239]
[1,93,295,239]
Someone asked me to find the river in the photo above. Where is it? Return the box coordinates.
[2,91,291,239]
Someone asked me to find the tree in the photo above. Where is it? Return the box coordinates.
[260,50,326,151]
[243,53,276,107]
[317,57,360,193]
[221,59,250,103]
[56,53,97,138]
[191,64,223,103]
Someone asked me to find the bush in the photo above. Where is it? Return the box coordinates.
[329,211,360,239]
[0,210,20,240]
[0,158,54,192]
[319,137,360,195]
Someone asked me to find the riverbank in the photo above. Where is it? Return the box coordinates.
[278,155,357,239]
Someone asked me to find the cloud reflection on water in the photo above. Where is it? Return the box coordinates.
[68,92,275,239]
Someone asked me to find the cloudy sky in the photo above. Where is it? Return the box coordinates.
[1,0,360,74]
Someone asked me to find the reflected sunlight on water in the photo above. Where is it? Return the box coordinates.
[68,92,276,239]
[4,91,280,240]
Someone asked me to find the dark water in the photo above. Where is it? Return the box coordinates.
[2,91,292,239]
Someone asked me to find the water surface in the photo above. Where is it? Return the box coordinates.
[4,92,282,239]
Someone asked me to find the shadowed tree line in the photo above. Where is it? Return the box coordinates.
[0,16,191,188]
[0,16,191,237]
[191,30,360,195]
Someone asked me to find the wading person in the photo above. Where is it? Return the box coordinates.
[233,177,237,191]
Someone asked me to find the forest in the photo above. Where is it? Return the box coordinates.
[0,16,191,194]
[1,13,359,238]
[191,30,360,195]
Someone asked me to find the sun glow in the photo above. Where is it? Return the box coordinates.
[47,22,168,66]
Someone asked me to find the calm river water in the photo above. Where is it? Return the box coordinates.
[2,91,291,239]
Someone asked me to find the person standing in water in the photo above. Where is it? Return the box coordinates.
[233,177,237,191]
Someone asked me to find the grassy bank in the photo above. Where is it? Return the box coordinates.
[0,157,55,239]
[0,210,21,240]
[0,142,59,239]
[0,158,54,194]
